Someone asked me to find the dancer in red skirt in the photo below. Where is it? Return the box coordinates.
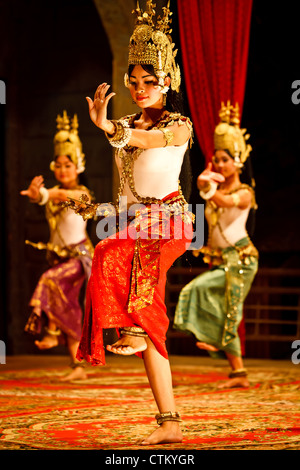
[74,1,194,445]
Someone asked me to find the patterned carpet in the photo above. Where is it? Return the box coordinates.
[0,355,300,450]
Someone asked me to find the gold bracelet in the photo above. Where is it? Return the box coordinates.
[199,181,217,200]
[38,187,49,206]
[105,120,132,148]
[105,120,123,141]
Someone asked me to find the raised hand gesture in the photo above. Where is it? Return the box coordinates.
[20,175,44,202]
[86,83,116,132]
[197,162,225,190]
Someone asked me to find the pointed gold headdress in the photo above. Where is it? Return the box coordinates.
[125,0,181,93]
[50,110,85,174]
[214,101,252,167]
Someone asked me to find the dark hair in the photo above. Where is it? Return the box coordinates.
[128,64,192,201]
[214,149,235,159]
[55,154,73,162]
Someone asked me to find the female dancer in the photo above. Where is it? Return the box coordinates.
[21,111,94,381]
[174,102,258,389]
[74,1,194,445]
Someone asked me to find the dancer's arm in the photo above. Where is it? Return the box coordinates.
[196,163,251,209]
[210,188,252,210]
[20,176,90,204]
[86,83,191,148]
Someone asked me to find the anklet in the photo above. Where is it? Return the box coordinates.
[70,361,85,369]
[44,326,61,336]
[155,411,181,425]
[119,326,148,338]
[228,368,248,378]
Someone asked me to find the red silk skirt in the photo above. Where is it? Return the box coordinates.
[77,193,193,365]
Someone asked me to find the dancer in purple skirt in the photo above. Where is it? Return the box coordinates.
[21,111,94,381]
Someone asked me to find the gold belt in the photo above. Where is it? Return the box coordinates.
[194,242,258,266]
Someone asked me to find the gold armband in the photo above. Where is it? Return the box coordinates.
[231,192,240,207]
[160,128,174,147]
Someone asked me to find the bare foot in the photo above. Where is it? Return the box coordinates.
[35,334,59,350]
[196,341,219,352]
[59,367,87,382]
[140,422,183,446]
[217,376,249,389]
[106,335,147,355]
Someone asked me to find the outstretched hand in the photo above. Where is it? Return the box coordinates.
[86,83,116,131]
[20,175,44,201]
[197,162,225,190]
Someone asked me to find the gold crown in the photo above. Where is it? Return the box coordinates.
[214,101,252,167]
[51,110,85,174]
[126,0,181,92]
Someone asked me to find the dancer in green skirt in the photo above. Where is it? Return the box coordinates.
[174,102,258,388]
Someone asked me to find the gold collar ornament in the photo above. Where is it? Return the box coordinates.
[214,101,252,168]
[50,110,85,174]
[124,0,181,93]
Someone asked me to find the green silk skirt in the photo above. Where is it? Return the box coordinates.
[173,237,258,358]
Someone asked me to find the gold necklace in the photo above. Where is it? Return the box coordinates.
[115,112,192,207]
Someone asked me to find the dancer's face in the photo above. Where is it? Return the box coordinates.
[129,65,166,109]
[212,150,237,179]
[53,155,78,188]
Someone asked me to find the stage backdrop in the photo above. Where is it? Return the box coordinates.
[177,0,253,164]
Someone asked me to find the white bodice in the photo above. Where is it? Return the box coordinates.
[206,204,250,249]
[49,208,87,247]
[115,142,188,207]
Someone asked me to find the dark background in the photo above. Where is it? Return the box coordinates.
[1,0,300,356]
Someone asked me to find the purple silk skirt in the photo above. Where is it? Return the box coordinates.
[25,241,92,343]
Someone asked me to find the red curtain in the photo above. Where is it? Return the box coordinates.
[177,0,253,164]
